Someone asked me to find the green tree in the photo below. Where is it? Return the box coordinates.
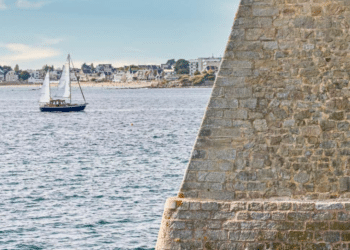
[2,66,12,74]
[166,59,176,66]
[174,59,189,75]
[90,63,95,71]
[19,71,30,81]
[81,63,87,70]
[42,65,54,72]
[14,64,19,72]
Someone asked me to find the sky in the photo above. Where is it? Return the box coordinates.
[0,0,240,70]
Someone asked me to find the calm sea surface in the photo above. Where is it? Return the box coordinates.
[0,87,212,250]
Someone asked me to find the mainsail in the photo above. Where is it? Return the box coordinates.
[39,71,51,103]
[58,63,70,99]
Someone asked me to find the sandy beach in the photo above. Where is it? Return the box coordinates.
[0,81,157,89]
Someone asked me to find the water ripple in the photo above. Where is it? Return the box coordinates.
[0,87,211,249]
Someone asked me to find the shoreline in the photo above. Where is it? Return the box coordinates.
[0,81,213,89]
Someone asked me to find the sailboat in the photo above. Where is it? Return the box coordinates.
[39,54,87,112]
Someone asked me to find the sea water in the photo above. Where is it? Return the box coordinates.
[0,87,211,250]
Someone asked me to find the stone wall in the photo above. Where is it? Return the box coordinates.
[157,0,350,248]
[158,199,350,249]
[180,0,350,201]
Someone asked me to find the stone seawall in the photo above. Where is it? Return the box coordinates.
[157,198,350,250]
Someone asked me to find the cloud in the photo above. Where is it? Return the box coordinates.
[0,0,8,10]
[0,43,61,65]
[15,0,50,9]
[41,37,65,45]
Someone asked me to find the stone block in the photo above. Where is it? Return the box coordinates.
[264,202,277,211]
[293,172,310,184]
[225,87,252,98]
[250,212,271,220]
[229,231,258,241]
[300,126,322,136]
[253,119,268,131]
[288,231,313,242]
[306,222,329,231]
[248,202,263,211]
[169,230,193,240]
[212,211,236,220]
[271,212,286,220]
[221,60,253,69]
[312,212,335,221]
[330,222,350,230]
[198,172,225,183]
[323,232,340,243]
[207,149,236,160]
[223,221,240,230]
[253,7,279,17]
[201,202,219,211]
[240,99,257,109]
[315,203,344,210]
[340,177,350,192]
[287,212,311,221]
[230,202,247,211]
[224,110,248,119]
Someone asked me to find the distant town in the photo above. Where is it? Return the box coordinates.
[0,57,222,87]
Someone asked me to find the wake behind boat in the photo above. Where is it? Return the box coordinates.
[39,54,87,112]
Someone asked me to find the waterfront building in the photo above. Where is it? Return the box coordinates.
[112,71,127,83]
[5,71,19,82]
[189,59,199,76]
[126,70,138,82]
[163,69,178,81]
[70,72,77,81]
[189,57,222,75]
[50,70,63,81]
[28,77,44,84]
[95,64,114,74]
[27,70,41,79]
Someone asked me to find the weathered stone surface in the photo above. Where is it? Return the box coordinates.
[157,0,350,248]
[157,200,350,249]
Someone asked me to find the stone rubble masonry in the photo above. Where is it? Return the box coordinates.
[157,199,350,249]
[157,0,350,248]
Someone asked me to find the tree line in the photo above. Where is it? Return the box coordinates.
[0,64,30,80]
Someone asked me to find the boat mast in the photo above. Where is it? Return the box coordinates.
[70,56,87,104]
[68,54,72,104]
[48,70,51,101]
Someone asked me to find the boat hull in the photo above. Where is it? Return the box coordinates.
[40,104,87,112]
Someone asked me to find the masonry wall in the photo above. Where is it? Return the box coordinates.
[157,199,350,250]
[180,0,350,201]
[157,0,350,248]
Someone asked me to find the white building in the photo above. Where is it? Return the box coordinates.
[70,72,77,81]
[164,69,178,80]
[189,59,199,76]
[50,70,62,81]
[5,71,19,82]
[27,70,41,79]
[189,57,222,75]
[28,77,44,84]
[112,71,127,83]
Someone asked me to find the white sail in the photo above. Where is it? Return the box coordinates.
[58,63,70,99]
[39,71,51,103]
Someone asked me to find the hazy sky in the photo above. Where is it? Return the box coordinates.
[0,0,240,69]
